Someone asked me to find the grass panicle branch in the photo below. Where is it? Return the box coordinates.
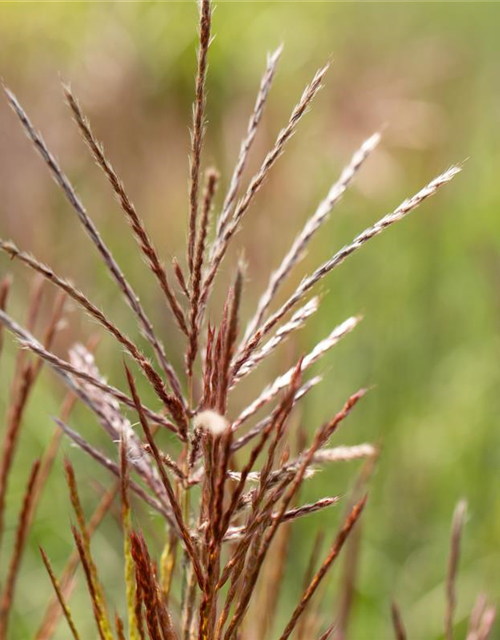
[188,0,212,276]
[0,239,183,427]
[3,86,184,402]
[35,483,119,640]
[242,131,380,344]
[0,274,12,363]
[214,44,283,242]
[187,168,220,377]
[234,315,360,428]
[125,365,205,588]
[56,418,172,521]
[237,165,460,370]
[39,548,82,640]
[0,286,64,552]
[200,61,330,315]
[277,495,367,640]
[0,459,40,639]
[64,459,113,639]
[64,86,189,337]
[0,306,180,433]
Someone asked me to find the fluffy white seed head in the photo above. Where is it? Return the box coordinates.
[194,409,230,436]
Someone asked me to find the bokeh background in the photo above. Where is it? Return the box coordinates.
[0,2,499,639]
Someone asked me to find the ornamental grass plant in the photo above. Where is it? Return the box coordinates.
[0,2,495,639]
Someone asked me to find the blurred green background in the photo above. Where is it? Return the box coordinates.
[1,2,499,639]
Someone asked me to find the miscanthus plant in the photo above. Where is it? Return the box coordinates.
[0,2,495,639]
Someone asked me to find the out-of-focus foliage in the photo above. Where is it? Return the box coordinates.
[0,3,499,639]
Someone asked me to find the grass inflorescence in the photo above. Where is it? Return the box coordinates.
[0,1,494,639]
